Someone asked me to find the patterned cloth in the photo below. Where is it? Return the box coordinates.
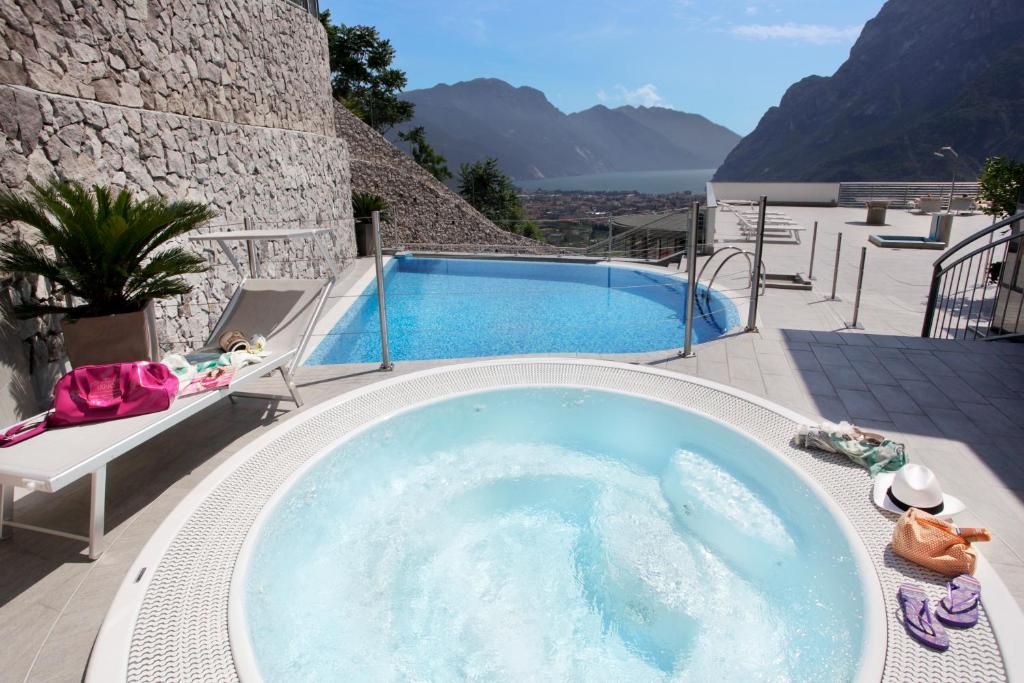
[796,420,908,476]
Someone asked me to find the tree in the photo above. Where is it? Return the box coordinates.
[978,156,1024,218]
[398,127,452,182]
[319,11,414,133]
[457,158,543,241]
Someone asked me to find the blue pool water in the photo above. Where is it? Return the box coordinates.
[242,388,866,682]
[306,257,739,364]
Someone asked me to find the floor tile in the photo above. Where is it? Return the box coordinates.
[798,370,836,397]
[837,388,890,421]
[728,356,762,381]
[756,354,792,377]
[898,379,951,409]
[787,349,823,372]
[868,384,922,414]
[879,357,928,381]
[811,345,851,367]
[853,361,899,386]
[823,364,868,391]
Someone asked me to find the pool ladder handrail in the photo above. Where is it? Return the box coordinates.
[695,247,767,310]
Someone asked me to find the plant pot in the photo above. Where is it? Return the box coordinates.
[355,219,375,257]
[61,306,158,367]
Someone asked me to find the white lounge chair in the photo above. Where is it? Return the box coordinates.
[0,276,332,559]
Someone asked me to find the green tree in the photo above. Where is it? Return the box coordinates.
[319,11,414,133]
[978,156,1024,218]
[398,127,452,183]
[457,158,543,241]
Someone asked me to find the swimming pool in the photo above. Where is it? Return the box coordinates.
[306,257,739,363]
[237,385,871,682]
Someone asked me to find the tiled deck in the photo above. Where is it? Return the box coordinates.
[2,205,1022,681]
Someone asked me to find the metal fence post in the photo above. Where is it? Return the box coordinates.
[372,211,393,371]
[807,221,819,280]
[681,202,699,357]
[745,196,767,332]
[607,219,614,261]
[829,232,843,301]
[846,247,867,329]
[243,216,259,278]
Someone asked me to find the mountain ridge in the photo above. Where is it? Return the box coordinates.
[714,0,1024,182]
[390,78,741,181]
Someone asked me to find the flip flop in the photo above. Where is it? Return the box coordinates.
[897,584,949,651]
[935,574,981,628]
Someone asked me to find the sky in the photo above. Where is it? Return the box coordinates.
[320,0,886,136]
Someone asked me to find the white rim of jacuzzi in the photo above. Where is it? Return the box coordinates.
[85,359,1024,683]
[300,255,750,365]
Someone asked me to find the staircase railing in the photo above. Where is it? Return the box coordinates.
[921,210,1024,339]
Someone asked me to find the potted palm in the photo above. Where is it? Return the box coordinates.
[352,191,390,256]
[0,177,215,367]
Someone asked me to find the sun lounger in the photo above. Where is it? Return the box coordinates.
[733,212,806,243]
[0,276,332,559]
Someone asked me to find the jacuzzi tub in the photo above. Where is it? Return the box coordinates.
[232,386,878,681]
[91,360,942,682]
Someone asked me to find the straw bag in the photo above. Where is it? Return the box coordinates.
[891,508,991,576]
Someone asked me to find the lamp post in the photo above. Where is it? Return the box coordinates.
[933,146,959,212]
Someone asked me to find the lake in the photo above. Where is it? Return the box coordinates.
[516,168,715,195]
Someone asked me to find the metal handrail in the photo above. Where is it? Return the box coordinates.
[696,246,752,285]
[933,210,1024,272]
[921,210,1024,337]
[704,251,767,305]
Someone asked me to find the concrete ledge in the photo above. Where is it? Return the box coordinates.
[868,235,947,250]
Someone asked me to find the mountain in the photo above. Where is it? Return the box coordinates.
[714,0,1024,182]
[391,78,740,181]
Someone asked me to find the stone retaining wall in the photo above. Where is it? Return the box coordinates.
[334,102,557,252]
[0,0,334,135]
[0,0,351,422]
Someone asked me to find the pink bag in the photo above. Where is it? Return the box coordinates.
[0,362,179,447]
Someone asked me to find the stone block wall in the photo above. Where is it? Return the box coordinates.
[333,102,559,252]
[0,0,334,134]
[0,0,353,421]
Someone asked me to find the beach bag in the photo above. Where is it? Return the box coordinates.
[0,362,179,447]
[891,508,991,576]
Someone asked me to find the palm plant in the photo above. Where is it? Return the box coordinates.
[0,177,215,319]
[351,191,390,221]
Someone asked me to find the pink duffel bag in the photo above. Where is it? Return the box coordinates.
[0,362,179,447]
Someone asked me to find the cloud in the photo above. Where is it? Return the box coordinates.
[744,5,758,15]
[618,84,667,107]
[731,22,862,44]
[596,84,669,108]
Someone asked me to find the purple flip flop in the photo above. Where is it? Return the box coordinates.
[935,574,981,628]
[897,584,949,651]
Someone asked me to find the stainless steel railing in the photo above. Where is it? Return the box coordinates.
[922,210,1024,339]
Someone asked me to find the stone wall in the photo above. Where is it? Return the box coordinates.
[0,0,334,135]
[334,102,558,252]
[0,0,352,422]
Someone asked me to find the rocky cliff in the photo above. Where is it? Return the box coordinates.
[714,0,1024,181]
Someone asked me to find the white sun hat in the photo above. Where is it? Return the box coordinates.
[872,463,965,519]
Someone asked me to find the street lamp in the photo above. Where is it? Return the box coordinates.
[934,146,959,212]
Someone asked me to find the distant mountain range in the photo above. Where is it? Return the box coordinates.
[389,78,741,181]
[714,0,1024,182]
